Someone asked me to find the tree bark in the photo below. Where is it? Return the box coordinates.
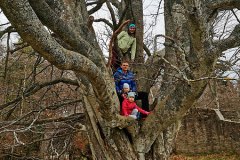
[1,0,240,159]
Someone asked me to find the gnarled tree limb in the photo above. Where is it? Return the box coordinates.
[214,24,240,53]
[207,0,240,10]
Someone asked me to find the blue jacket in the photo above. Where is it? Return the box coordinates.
[114,67,137,93]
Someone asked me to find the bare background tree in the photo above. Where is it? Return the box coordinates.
[0,0,239,159]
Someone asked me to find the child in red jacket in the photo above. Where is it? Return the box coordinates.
[121,92,150,119]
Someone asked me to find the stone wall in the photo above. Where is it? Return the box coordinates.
[175,108,240,154]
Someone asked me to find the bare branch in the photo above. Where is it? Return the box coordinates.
[0,26,16,38]
[0,0,118,122]
[143,44,151,57]
[106,1,117,28]
[0,113,84,126]
[28,0,103,64]
[45,99,82,110]
[207,0,240,10]
[0,78,79,110]
[88,0,107,15]
[187,76,238,82]
[231,9,240,23]
[109,0,120,9]
[0,22,10,26]
[3,32,10,79]
[215,24,240,52]
[94,18,114,29]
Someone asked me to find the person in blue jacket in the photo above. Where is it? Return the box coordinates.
[114,61,149,115]
[114,61,137,94]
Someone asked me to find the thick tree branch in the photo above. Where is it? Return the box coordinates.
[88,0,107,15]
[0,0,118,122]
[145,49,165,86]
[94,18,114,29]
[143,44,151,57]
[117,5,129,28]
[207,0,240,10]
[232,9,240,23]
[106,1,117,28]
[109,0,120,9]
[46,0,89,28]
[214,24,240,53]
[0,26,16,39]
[134,81,207,153]
[29,0,104,67]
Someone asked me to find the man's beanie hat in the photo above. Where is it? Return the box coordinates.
[123,83,130,89]
[128,92,136,98]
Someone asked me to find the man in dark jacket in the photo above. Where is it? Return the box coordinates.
[114,61,137,94]
[114,61,149,114]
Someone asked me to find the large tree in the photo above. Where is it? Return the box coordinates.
[0,0,239,159]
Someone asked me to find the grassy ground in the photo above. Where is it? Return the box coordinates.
[170,153,239,160]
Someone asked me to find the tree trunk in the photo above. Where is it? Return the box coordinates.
[1,0,239,159]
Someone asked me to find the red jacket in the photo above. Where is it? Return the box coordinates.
[121,99,149,116]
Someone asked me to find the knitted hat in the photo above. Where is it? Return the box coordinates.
[123,83,130,89]
[128,92,135,98]
[128,23,136,29]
